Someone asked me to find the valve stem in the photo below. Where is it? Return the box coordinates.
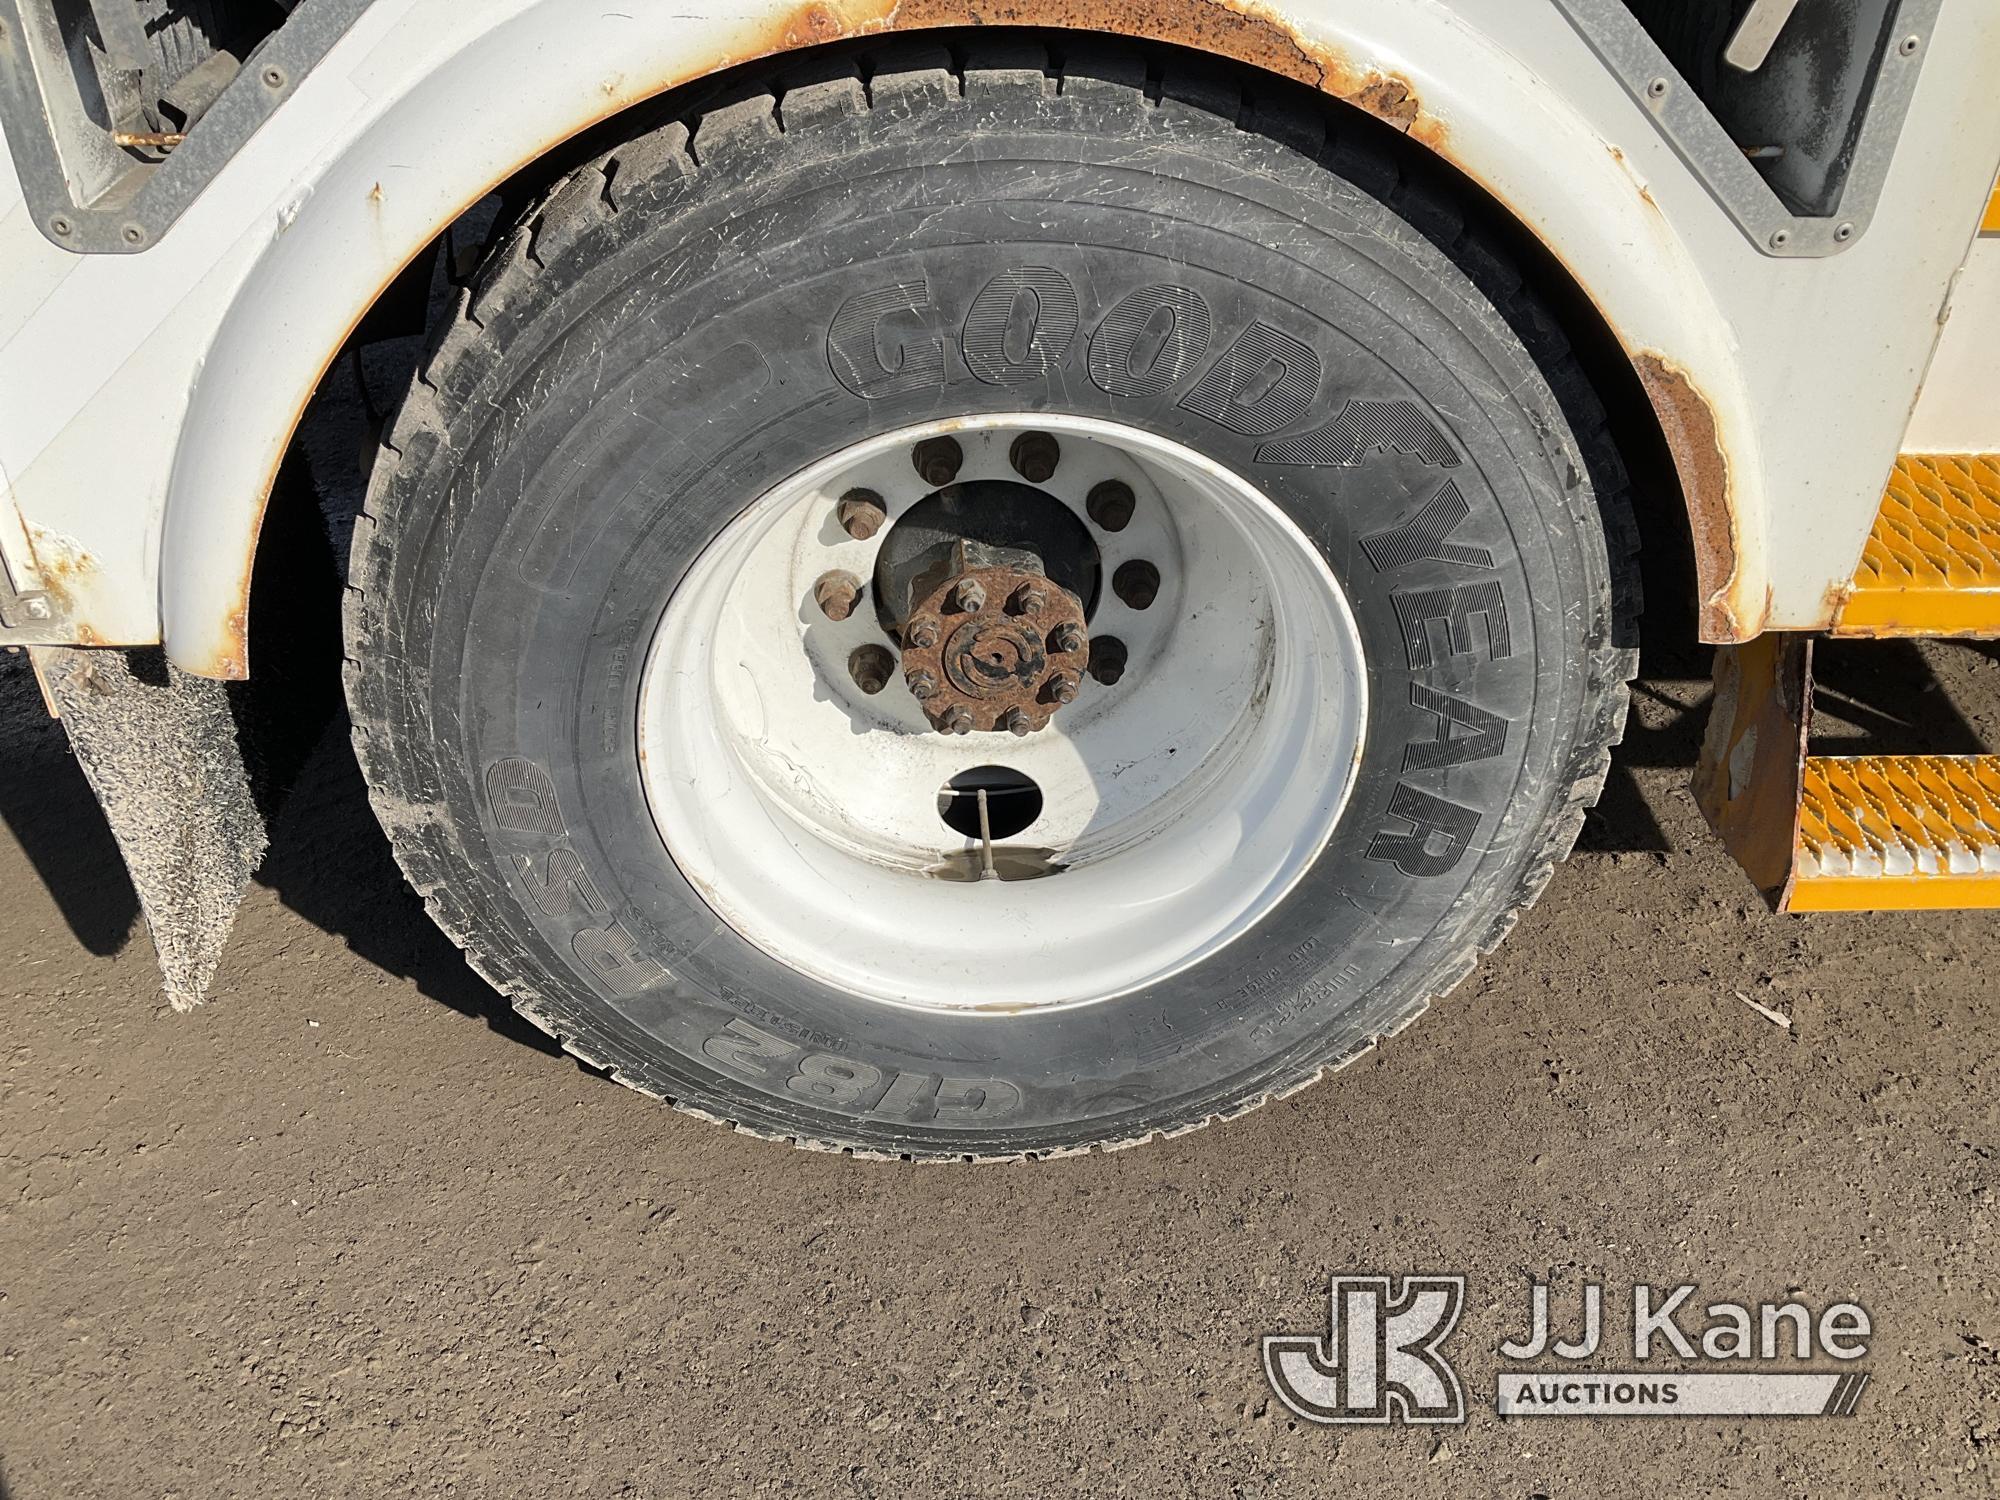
[976,787,998,881]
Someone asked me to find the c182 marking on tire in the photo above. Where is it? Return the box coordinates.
[702,1018,1023,1121]
[484,755,674,1001]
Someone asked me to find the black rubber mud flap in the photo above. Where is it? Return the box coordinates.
[34,646,266,1010]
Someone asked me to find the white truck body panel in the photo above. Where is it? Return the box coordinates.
[1906,236,2000,452]
[1,0,1997,673]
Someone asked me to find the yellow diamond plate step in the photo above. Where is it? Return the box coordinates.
[1791,756,2000,911]
[1832,456,2000,637]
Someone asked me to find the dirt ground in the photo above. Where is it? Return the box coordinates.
[2,585,1998,1494]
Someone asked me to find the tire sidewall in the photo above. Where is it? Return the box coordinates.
[373,81,1606,1153]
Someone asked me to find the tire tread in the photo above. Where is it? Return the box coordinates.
[345,42,1643,1161]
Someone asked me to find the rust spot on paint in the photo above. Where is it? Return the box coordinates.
[22,524,95,617]
[771,0,1450,145]
[211,606,249,680]
[1605,142,1659,212]
[1346,72,1417,129]
[886,0,1324,86]
[1634,352,1755,642]
[781,1,847,46]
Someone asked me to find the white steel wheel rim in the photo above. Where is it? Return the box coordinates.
[638,414,1368,1015]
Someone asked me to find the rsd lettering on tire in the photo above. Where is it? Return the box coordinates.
[345,40,1639,1158]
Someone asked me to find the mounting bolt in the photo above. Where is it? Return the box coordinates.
[906,669,940,701]
[261,64,288,89]
[939,706,974,735]
[1834,221,1856,243]
[951,579,987,614]
[904,617,940,649]
[1008,582,1050,615]
[1001,708,1035,737]
[836,489,888,540]
[1086,479,1136,532]
[1113,559,1161,611]
[1898,33,1921,56]
[1042,671,1080,705]
[1047,622,1084,655]
[848,643,894,695]
[120,223,145,246]
[1088,635,1128,686]
[23,596,52,621]
[1645,76,1669,100]
[814,569,863,620]
[1009,431,1061,484]
[1768,227,1792,250]
[912,435,963,487]
[49,215,73,238]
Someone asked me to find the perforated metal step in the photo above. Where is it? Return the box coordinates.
[1792,755,2000,910]
[1833,456,2000,637]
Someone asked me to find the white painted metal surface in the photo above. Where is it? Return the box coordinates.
[0,0,1996,668]
[1905,235,2000,452]
[640,415,1366,1011]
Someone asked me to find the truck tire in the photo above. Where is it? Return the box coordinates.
[345,40,1640,1159]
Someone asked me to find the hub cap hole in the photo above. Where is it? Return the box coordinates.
[937,766,1044,840]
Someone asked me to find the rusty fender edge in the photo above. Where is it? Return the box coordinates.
[1633,352,1762,643]
[200,0,1460,677]
[199,0,1753,677]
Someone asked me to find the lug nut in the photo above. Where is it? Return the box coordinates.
[1009,583,1050,615]
[951,580,987,614]
[814,569,863,620]
[848,644,894,694]
[1001,707,1035,736]
[836,489,888,540]
[904,617,940,649]
[1088,635,1128,685]
[1087,479,1136,532]
[1009,431,1061,484]
[1047,621,1084,655]
[912,435,963,487]
[939,706,974,735]
[1113,559,1160,611]
[1042,671,1080,705]
[906,670,939,701]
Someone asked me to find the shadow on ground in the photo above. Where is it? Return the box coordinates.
[4,420,1996,1060]
[0,438,559,1059]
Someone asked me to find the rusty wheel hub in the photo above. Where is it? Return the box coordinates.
[639,414,1370,1012]
[901,561,1088,735]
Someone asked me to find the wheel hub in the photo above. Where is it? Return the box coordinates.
[639,413,1369,1014]
[900,551,1088,735]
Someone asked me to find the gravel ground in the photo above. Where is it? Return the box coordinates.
[1,572,1996,1495]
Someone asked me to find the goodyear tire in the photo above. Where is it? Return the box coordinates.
[346,40,1639,1158]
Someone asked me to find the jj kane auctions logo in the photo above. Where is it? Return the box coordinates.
[1264,1276,1872,1423]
